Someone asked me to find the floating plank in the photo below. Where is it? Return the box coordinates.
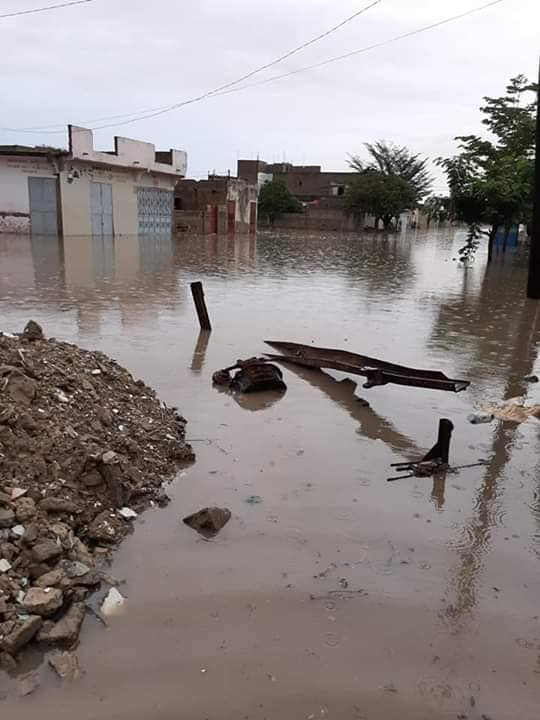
[265,341,470,393]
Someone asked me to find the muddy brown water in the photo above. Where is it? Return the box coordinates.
[1,229,539,719]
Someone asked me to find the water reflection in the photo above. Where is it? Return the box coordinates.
[190,330,211,373]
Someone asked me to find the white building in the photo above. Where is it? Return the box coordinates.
[0,126,187,236]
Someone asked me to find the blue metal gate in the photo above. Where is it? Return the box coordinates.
[137,188,173,235]
[90,182,113,236]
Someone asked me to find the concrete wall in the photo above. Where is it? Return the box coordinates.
[0,155,57,233]
[60,161,177,236]
[266,206,357,232]
[69,126,187,178]
[226,178,257,231]
[175,177,256,234]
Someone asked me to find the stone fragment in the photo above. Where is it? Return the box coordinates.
[37,602,85,645]
[15,497,36,522]
[183,507,231,538]
[0,509,15,529]
[39,498,80,514]
[48,651,81,680]
[23,587,64,616]
[35,569,65,588]
[32,540,62,563]
[1,615,42,655]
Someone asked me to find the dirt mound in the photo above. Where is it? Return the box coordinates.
[0,322,194,667]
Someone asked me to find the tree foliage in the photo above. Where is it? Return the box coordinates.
[438,74,537,263]
[345,170,416,230]
[258,180,302,223]
[349,140,433,202]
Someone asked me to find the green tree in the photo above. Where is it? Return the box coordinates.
[258,180,302,224]
[345,170,416,230]
[438,74,536,263]
[349,140,433,202]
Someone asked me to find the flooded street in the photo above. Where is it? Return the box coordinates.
[1,228,540,719]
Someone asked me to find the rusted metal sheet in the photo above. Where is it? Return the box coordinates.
[265,341,470,393]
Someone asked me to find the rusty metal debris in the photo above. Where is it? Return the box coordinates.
[212,358,287,394]
[265,341,470,393]
[388,419,453,481]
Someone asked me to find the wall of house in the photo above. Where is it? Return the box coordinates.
[226,179,257,231]
[0,155,58,233]
[60,161,177,235]
[264,205,358,232]
[69,126,187,178]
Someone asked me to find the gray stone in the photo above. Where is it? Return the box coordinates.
[48,651,80,680]
[23,320,44,341]
[63,561,90,579]
[23,587,64,616]
[0,509,14,530]
[35,569,65,588]
[79,469,103,488]
[37,602,85,645]
[39,498,80,514]
[183,507,231,538]
[1,615,42,655]
[15,497,36,522]
[0,651,17,673]
[32,540,63,563]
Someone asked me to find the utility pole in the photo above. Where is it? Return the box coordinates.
[526,61,540,298]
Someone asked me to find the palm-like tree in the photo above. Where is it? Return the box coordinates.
[349,140,433,202]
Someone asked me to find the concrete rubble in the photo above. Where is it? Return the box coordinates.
[0,321,194,666]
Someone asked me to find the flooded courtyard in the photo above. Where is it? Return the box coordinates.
[1,228,539,719]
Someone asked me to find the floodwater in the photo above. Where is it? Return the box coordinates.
[1,228,540,719]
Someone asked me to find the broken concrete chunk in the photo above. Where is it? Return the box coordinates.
[101,588,125,617]
[35,569,66,588]
[87,511,121,543]
[102,450,121,465]
[0,508,15,529]
[6,373,37,406]
[37,602,85,645]
[11,488,27,501]
[39,498,80,514]
[1,615,42,655]
[23,587,64,616]
[183,507,231,538]
[48,651,81,680]
[15,497,36,522]
[118,507,137,520]
[32,540,63,564]
[0,559,12,573]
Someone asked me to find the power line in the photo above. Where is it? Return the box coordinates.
[0,0,95,20]
[78,0,510,132]
[1,0,382,133]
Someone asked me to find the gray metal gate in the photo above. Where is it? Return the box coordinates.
[137,188,173,235]
[90,182,113,236]
[28,177,59,235]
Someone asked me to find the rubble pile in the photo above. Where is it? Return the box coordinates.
[0,322,193,668]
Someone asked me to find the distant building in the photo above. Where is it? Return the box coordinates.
[174,175,257,234]
[237,159,358,231]
[237,159,356,201]
[0,125,187,236]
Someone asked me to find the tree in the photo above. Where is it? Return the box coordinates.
[344,170,416,230]
[349,140,433,202]
[258,180,302,224]
[438,74,536,263]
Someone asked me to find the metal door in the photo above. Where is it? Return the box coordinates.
[137,188,173,235]
[28,177,59,235]
[90,182,113,236]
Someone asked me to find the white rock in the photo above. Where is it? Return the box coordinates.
[0,559,12,573]
[11,488,27,500]
[118,507,137,520]
[56,390,70,404]
[91,369,101,376]
[101,588,125,617]
[11,525,25,538]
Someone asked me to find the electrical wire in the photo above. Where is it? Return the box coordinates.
[2,0,382,133]
[1,0,507,135]
[81,0,510,132]
[0,0,95,20]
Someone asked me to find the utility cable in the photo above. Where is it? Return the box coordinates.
[1,0,382,133]
[82,0,510,132]
[0,0,95,20]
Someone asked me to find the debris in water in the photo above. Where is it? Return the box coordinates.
[48,651,81,680]
[245,495,263,505]
[213,357,286,393]
[101,588,126,616]
[482,402,540,422]
[118,507,138,520]
[525,374,539,383]
[183,507,231,538]
[468,412,495,424]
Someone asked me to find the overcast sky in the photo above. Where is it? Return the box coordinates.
[1,0,538,191]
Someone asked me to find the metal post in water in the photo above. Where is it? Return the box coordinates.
[190,281,212,331]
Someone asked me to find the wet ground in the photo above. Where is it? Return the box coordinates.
[1,228,539,719]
